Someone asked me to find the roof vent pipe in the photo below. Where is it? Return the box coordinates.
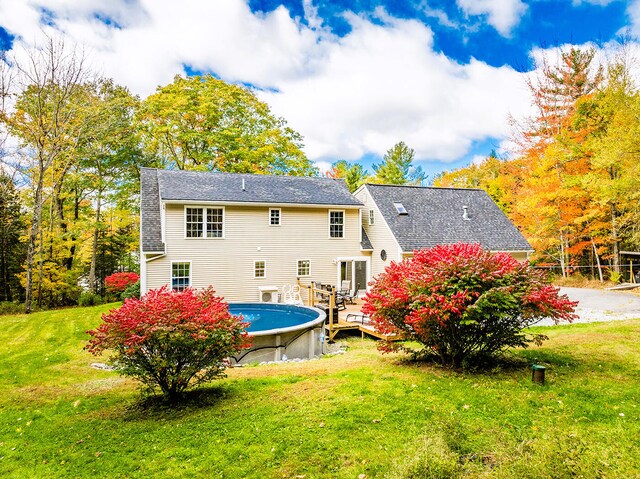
[242,178,245,191]
[462,205,469,221]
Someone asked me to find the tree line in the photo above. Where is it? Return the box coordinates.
[435,46,640,281]
[0,37,423,312]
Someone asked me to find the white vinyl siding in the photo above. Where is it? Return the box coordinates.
[184,206,224,238]
[354,187,402,281]
[146,205,366,301]
[329,210,345,238]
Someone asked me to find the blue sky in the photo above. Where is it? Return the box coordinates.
[251,0,627,69]
[0,1,636,180]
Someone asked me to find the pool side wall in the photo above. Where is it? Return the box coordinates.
[229,304,327,365]
[233,326,325,365]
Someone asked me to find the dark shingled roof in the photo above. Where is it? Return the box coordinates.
[140,168,165,253]
[140,168,364,253]
[361,227,373,250]
[156,169,363,206]
[364,184,532,252]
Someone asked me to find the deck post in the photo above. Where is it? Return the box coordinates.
[309,285,314,307]
[329,287,335,339]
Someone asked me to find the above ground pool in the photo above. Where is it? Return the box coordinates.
[228,303,326,365]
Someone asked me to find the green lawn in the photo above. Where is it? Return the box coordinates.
[1,305,639,478]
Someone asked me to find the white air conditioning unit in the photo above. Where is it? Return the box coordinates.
[258,285,279,303]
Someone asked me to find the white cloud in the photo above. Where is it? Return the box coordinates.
[573,0,616,6]
[261,13,532,162]
[0,0,535,165]
[457,0,527,36]
[628,0,640,38]
[470,154,487,166]
[313,161,332,174]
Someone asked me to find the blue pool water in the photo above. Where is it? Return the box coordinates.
[229,303,322,333]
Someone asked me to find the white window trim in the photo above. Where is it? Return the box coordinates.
[254,260,267,279]
[269,208,281,227]
[328,209,346,239]
[170,260,192,291]
[296,259,311,277]
[368,209,375,225]
[184,205,225,239]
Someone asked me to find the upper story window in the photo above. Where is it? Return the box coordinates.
[368,209,375,225]
[207,208,223,237]
[269,208,281,226]
[171,262,191,291]
[329,210,345,238]
[185,208,203,237]
[185,207,224,238]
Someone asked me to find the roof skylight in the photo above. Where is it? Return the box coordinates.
[393,202,408,215]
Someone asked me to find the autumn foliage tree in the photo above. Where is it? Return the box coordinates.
[362,244,576,368]
[104,272,139,295]
[86,287,250,401]
[325,160,369,192]
[436,45,640,281]
[138,74,316,176]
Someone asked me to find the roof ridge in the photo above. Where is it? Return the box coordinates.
[365,183,485,192]
[157,169,338,181]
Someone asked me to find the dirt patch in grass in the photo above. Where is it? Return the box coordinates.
[552,275,613,289]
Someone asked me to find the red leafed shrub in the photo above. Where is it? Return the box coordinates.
[86,287,250,401]
[362,243,577,368]
[105,272,140,294]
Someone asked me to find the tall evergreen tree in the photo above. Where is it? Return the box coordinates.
[371,141,426,185]
[0,172,25,301]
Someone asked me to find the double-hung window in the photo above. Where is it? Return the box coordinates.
[254,260,266,278]
[185,208,203,237]
[171,262,191,291]
[329,210,345,238]
[368,209,375,225]
[269,208,281,226]
[297,260,310,277]
[185,207,224,238]
[206,208,223,237]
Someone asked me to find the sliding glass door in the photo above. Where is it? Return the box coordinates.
[338,259,368,295]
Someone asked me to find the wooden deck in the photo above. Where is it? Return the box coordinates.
[331,299,405,341]
[302,284,404,342]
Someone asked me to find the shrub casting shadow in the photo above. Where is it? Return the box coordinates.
[395,348,584,374]
[122,385,229,420]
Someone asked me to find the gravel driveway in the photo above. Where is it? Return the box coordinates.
[535,287,640,326]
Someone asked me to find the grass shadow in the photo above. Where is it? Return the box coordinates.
[122,385,229,421]
[393,348,586,375]
[516,348,586,370]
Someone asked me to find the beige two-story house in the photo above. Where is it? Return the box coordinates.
[140,169,533,303]
[140,168,373,302]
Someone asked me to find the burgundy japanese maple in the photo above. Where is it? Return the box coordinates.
[104,272,140,294]
[87,286,250,400]
[363,243,577,368]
